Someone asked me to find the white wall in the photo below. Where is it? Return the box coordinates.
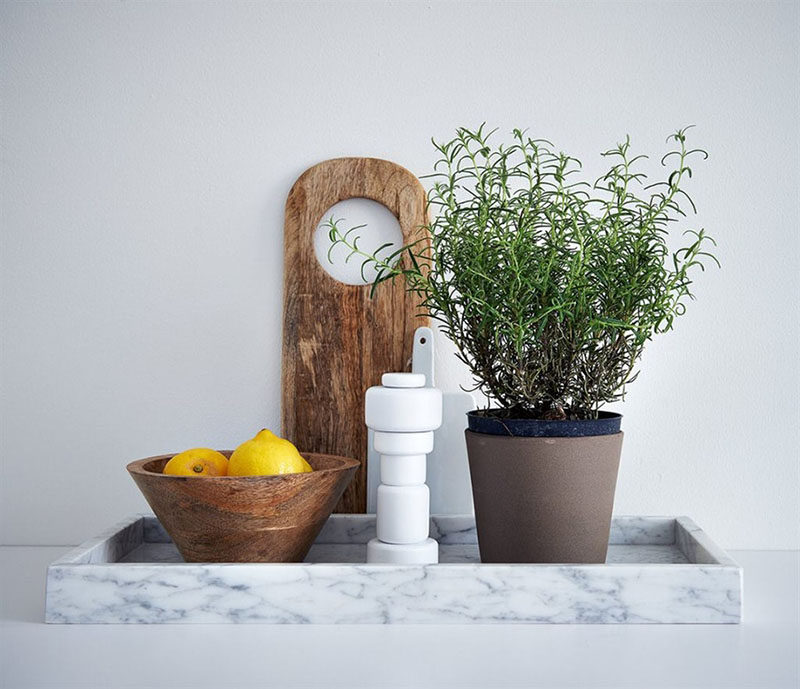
[1,1,798,549]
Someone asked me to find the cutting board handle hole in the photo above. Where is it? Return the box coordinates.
[313,198,403,286]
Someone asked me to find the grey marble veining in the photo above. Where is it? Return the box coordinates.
[675,516,739,566]
[119,541,691,566]
[306,514,679,547]
[56,516,144,565]
[46,514,741,624]
[608,516,675,545]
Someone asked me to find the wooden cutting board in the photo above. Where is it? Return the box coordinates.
[281,157,430,513]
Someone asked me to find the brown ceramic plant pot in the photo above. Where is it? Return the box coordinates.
[465,411,623,564]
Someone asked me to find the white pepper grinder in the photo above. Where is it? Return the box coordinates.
[365,372,442,564]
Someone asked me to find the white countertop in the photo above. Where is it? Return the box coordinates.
[1,547,798,688]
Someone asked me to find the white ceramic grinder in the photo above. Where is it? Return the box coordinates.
[365,372,442,564]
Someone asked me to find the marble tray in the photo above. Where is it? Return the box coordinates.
[45,514,741,624]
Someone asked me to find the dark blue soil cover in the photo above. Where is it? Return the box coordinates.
[467,410,622,437]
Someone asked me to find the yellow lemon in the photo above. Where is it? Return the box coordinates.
[228,429,312,476]
[163,448,228,477]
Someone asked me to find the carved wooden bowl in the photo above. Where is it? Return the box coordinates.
[127,452,359,563]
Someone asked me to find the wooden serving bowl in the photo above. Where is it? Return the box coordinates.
[127,452,359,563]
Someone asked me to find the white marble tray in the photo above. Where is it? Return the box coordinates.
[45,514,741,624]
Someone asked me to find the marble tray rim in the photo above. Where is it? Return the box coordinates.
[49,513,740,568]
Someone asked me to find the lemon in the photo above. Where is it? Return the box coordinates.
[163,448,228,477]
[228,429,312,476]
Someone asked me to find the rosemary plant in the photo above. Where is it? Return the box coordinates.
[327,126,718,420]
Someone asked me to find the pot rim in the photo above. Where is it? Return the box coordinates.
[467,409,622,438]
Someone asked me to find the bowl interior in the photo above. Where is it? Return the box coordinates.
[135,452,358,477]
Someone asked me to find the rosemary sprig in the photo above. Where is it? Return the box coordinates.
[325,126,718,420]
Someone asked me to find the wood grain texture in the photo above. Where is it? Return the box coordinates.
[127,452,359,563]
[282,158,430,513]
